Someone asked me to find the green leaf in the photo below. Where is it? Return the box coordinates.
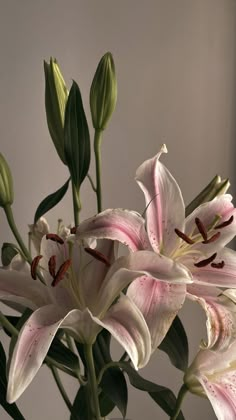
[99,391,115,417]
[158,315,188,372]
[47,336,80,371]
[34,177,70,224]
[64,81,90,188]
[0,342,25,419]
[70,386,90,420]
[1,243,19,266]
[120,362,185,419]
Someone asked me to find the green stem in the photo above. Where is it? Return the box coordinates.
[72,183,81,227]
[4,205,32,263]
[50,365,73,413]
[94,130,103,213]
[84,344,101,420]
[170,383,188,420]
[87,173,97,192]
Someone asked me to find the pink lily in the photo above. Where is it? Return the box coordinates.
[76,145,236,352]
[0,233,190,403]
[184,340,236,420]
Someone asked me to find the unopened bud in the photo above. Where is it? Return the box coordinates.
[0,153,14,207]
[186,175,230,217]
[90,52,117,130]
[44,57,68,164]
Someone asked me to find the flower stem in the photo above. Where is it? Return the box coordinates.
[50,365,73,413]
[84,343,101,420]
[170,383,188,420]
[4,205,32,263]
[94,130,103,213]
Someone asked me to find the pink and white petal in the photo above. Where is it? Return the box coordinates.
[190,248,236,288]
[187,288,236,351]
[136,152,185,255]
[184,195,236,243]
[96,251,192,316]
[127,276,186,351]
[0,269,50,310]
[91,293,152,369]
[197,373,236,420]
[7,305,87,403]
[76,209,151,251]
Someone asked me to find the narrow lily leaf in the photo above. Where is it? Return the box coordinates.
[64,81,90,187]
[70,386,90,420]
[47,337,80,370]
[0,342,25,420]
[93,330,128,417]
[99,392,115,417]
[120,361,185,419]
[158,315,189,371]
[1,243,19,266]
[34,178,70,224]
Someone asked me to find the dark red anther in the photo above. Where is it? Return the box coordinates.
[202,232,221,244]
[174,228,195,244]
[215,215,234,229]
[48,255,56,278]
[31,255,43,280]
[194,252,217,268]
[211,261,225,269]
[70,226,77,234]
[51,259,72,287]
[84,247,111,267]
[195,218,207,241]
[46,233,64,244]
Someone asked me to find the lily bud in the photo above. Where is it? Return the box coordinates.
[186,175,230,217]
[44,58,68,164]
[0,153,14,207]
[90,52,117,130]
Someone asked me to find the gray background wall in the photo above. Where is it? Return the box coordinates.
[0,1,236,419]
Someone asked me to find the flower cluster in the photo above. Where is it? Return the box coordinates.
[0,53,236,420]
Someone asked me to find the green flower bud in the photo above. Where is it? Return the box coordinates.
[44,57,68,164]
[90,52,117,130]
[185,175,230,217]
[0,153,14,207]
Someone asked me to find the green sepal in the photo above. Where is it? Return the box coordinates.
[34,177,70,224]
[158,315,189,372]
[0,342,25,420]
[120,362,185,419]
[1,242,19,266]
[44,58,68,164]
[64,81,90,188]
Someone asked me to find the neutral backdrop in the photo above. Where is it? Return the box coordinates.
[0,1,236,419]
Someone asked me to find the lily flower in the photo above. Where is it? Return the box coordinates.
[0,232,190,403]
[76,145,236,352]
[184,340,236,420]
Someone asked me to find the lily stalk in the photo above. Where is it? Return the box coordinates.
[84,344,101,420]
[170,384,188,420]
[94,130,103,212]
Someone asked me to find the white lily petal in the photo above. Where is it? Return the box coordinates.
[76,209,151,251]
[127,276,186,351]
[136,152,185,255]
[91,294,152,369]
[0,268,49,310]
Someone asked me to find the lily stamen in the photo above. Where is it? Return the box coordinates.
[194,252,217,268]
[51,259,72,287]
[215,215,234,229]
[195,218,207,241]
[48,255,56,278]
[30,255,43,280]
[174,228,195,244]
[70,226,77,234]
[211,261,225,269]
[202,232,221,244]
[46,233,64,244]
[84,247,111,267]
